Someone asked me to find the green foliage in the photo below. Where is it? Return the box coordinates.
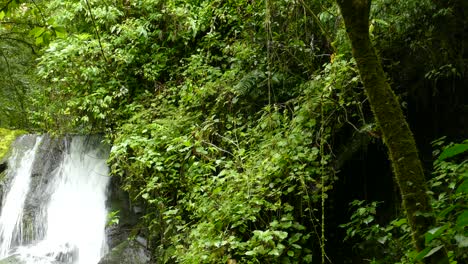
[2,0,465,262]
[108,100,329,262]
[341,139,468,263]
[340,201,412,263]
[0,1,40,129]
[437,142,468,162]
[0,128,26,160]
[107,210,120,227]
[25,1,365,261]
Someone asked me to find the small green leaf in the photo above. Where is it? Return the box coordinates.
[53,26,67,38]
[245,250,255,256]
[35,36,44,45]
[423,245,444,259]
[414,245,444,261]
[30,27,45,37]
[438,205,456,218]
[363,215,374,224]
[46,17,55,25]
[414,247,431,261]
[392,218,407,227]
[377,236,388,244]
[288,233,301,244]
[268,247,281,256]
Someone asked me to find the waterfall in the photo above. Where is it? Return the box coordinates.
[0,136,42,257]
[0,135,110,264]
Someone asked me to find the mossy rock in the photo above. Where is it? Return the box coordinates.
[0,255,26,264]
[0,128,27,162]
[98,240,151,264]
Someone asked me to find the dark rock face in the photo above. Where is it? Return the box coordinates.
[100,176,152,263]
[0,162,6,175]
[0,163,6,206]
[0,255,25,264]
[26,136,67,242]
[98,240,151,264]
[49,243,79,263]
[104,176,140,249]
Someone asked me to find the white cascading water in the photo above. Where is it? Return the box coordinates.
[0,136,42,257]
[0,136,110,264]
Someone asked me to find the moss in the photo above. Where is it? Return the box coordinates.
[0,254,25,264]
[0,128,27,161]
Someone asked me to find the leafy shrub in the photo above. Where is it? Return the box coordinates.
[341,139,468,263]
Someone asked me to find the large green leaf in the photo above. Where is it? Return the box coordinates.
[425,224,449,244]
[456,210,468,229]
[457,179,468,194]
[437,144,468,161]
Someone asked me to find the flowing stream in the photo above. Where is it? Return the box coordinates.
[0,135,109,264]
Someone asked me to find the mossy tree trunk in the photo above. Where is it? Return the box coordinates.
[335,1,447,263]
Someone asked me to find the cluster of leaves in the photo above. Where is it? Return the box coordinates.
[341,139,468,263]
[108,73,357,262]
[31,0,339,134]
[0,1,38,128]
[20,0,355,262]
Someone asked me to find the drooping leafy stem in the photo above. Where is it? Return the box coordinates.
[265,0,272,108]
[83,0,107,62]
[320,89,326,263]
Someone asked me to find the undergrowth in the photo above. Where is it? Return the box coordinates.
[341,139,468,263]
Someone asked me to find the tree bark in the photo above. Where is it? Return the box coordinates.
[335,1,448,263]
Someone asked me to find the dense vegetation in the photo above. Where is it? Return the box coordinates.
[0,0,467,263]
[0,128,25,160]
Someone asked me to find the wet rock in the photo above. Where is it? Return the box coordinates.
[0,255,25,264]
[50,243,78,263]
[105,176,139,249]
[22,135,67,243]
[98,240,151,264]
[0,162,6,175]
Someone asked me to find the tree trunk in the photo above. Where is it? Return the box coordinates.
[335,1,448,263]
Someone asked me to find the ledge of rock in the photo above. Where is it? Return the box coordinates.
[0,255,25,264]
[98,240,151,264]
[0,162,6,174]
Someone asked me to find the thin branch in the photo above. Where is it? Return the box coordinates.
[0,21,42,27]
[0,0,14,13]
[29,0,47,25]
[83,0,108,62]
[0,37,36,54]
[298,0,335,52]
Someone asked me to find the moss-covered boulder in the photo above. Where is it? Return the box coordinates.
[0,255,25,264]
[0,128,27,162]
[98,240,151,264]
